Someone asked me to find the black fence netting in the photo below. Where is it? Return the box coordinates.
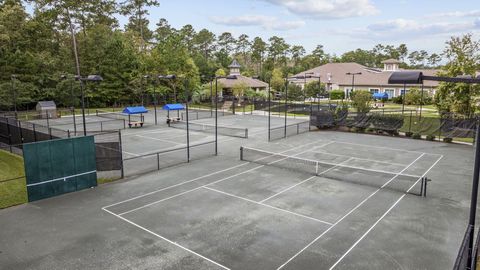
[0,115,123,180]
[122,141,215,177]
[269,121,310,141]
[454,225,474,270]
[310,109,477,140]
[90,131,123,179]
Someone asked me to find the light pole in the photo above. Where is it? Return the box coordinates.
[11,75,17,115]
[158,74,177,120]
[76,75,103,136]
[305,72,321,111]
[142,75,149,106]
[284,75,289,138]
[214,76,226,155]
[61,74,77,135]
[346,72,362,99]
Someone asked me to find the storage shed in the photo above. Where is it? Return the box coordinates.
[36,101,57,119]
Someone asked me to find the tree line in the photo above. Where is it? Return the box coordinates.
[0,0,478,115]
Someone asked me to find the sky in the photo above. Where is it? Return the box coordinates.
[31,0,480,56]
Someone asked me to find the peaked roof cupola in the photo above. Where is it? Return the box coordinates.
[229,59,241,75]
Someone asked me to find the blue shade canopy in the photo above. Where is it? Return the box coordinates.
[373,92,389,99]
[162,104,185,111]
[122,106,148,114]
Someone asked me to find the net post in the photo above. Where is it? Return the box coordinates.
[240,146,243,161]
[420,177,424,196]
[157,153,160,170]
[245,129,248,139]
[118,130,124,178]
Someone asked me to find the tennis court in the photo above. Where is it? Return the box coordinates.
[101,135,444,270]
[0,116,472,270]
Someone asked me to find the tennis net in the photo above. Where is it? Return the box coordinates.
[170,121,248,138]
[240,146,425,196]
[96,110,142,122]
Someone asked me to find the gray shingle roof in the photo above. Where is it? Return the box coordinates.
[217,75,268,88]
[292,63,440,87]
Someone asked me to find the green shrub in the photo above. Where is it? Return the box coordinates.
[366,128,375,133]
[351,127,365,133]
[412,133,421,139]
[392,95,403,104]
[426,135,436,141]
[330,90,345,100]
[405,131,413,137]
[443,137,453,143]
[350,90,372,113]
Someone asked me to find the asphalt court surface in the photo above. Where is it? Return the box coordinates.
[103,139,443,270]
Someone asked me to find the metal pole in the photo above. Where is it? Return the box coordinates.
[268,81,271,141]
[420,83,424,120]
[284,77,288,138]
[318,76,321,112]
[351,74,355,100]
[80,80,87,136]
[210,80,213,117]
[468,122,480,267]
[71,79,77,136]
[185,79,190,162]
[402,82,406,116]
[11,76,17,113]
[215,77,218,155]
[154,78,158,125]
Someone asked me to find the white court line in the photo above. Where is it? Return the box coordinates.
[332,141,433,156]
[329,154,443,269]
[102,208,230,270]
[307,149,408,167]
[118,165,265,216]
[135,134,185,145]
[259,158,353,204]
[102,140,324,210]
[275,152,426,270]
[116,142,335,216]
[203,186,332,226]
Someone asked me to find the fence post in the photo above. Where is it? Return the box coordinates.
[18,120,24,144]
[33,123,37,142]
[49,127,52,139]
[118,130,124,178]
[409,110,413,133]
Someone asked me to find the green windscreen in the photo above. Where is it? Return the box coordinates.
[23,136,97,202]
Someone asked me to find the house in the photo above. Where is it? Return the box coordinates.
[290,59,440,99]
[215,60,268,96]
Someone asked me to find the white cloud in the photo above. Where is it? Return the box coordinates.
[210,15,305,31]
[261,0,379,19]
[337,18,480,40]
[427,10,480,18]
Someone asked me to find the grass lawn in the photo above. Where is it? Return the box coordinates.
[0,150,27,209]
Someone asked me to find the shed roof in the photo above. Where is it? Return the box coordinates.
[37,101,56,108]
